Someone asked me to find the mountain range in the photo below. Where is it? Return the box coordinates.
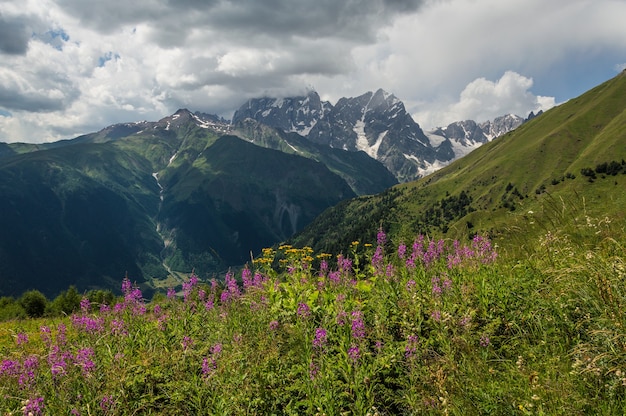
[3,71,616,298]
[292,71,626,255]
[233,89,528,181]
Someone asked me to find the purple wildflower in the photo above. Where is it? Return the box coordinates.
[336,310,348,326]
[371,245,384,272]
[167,287,176,299]
[23,396,44,416]
[1,359,21,377]
[479,335,491,347]
[100,395,115,413]
[121,277,132,294]
[309,361,319,380]
[269,320,279,331]
[297,302,311,319]
[376,227,387,246]
[319,260,329,276]
[351,310,366,339]
[328,271,341,285]
[348,344,360,363]
[56,323,67,345]
[182,336,193,351]
[16,332,28,346]
[80,297,91,314]
[397,242,407,259]
[406,279,416,292]
[202,356,216,377]
[313,327,328,349]
[75,348,96,376]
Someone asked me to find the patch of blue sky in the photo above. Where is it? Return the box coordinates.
[33,28,70,51]
[98,51,121,67]
[0,109,11,117]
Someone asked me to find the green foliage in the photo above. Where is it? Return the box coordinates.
[0,296,26,320]
[18,290,48,318]
[51,286,82,315]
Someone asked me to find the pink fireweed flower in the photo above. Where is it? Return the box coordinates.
[16,332,28,345]
[406,279,416,292]
[1,359,21,377]
[309,360,320,380]
[376,227,387,246]
[480,335,491,347]
[397,242,407,259]
[100,303,111,313]
[297,302,311,319]
[241,268,253,289]
[472,234,498,264]
[385,263,395,278]
[100,395,115,413]
[211,343,223,356]
[182,336,193,351]
[351,310,366,339]
[56,323,67,345]
[431,277,442,296]
[39,326,51,346]
[23,396,45,416]
[80,297,91,314]
[75,348,96,376]
[328,270,341,285]
[110,319,127,336]
[71,315,105,334]
[269,320,279,331]
[348,344,360,363]
[319,259,329,276]
[202,356,217,377]
[336,310,348,326]
[313,327,328,349]
[371,245,384,272]
[121,277,132,294]
[167,287,176,299]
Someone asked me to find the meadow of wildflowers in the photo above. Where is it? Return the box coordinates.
[1,218,625,414]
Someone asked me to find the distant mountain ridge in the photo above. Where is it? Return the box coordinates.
[233,90,528,181]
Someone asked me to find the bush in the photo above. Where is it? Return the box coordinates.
[19,289,48,318]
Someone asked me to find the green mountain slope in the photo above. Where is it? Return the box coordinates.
[157,135,355,272]
[233,119,398,195]
[291,70,626,254]
[0,116,359,297]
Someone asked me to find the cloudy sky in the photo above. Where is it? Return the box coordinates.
[1,0,625,143]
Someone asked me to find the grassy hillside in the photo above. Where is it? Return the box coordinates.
[1,206,625,414]
[292,70,626,254]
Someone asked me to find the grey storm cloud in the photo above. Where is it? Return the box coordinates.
[0,69,80,112]
[0,13,32,55]
[56,0,426,45]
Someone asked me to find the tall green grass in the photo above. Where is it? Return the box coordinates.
[1,206,625,414]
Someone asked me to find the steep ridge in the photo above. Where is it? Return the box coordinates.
[290,71,626,254]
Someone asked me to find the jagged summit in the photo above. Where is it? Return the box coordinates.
[231,88,526,182]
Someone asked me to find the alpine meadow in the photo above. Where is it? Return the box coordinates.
[1,70,626,414]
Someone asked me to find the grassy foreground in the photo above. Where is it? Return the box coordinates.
[1,210,625,415]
